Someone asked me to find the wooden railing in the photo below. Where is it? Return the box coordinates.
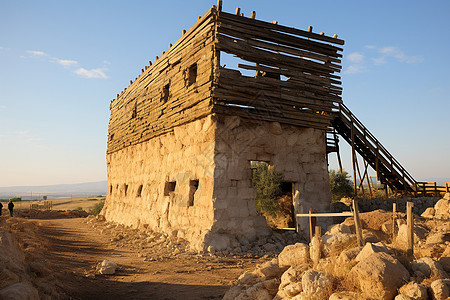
[415,181,450,196]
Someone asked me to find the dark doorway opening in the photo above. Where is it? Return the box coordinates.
[279,182,296,229]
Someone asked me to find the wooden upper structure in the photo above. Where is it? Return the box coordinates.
[107,4,344,154]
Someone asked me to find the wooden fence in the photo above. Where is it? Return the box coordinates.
[30,200,52,210]
[415,181,450,196]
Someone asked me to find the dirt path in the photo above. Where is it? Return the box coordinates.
[34,218,265,300]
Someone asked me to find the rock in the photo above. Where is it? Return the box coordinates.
[397,281,428,300]
[444,193,450,201]
[430,279,450,300]
[355,242,390,262]
[279,265,309,290]
[439,245,450,273]
[349,252,409,300]
[237,271,260,286]
[334,247,361,277]
[329,291,359,300]
[0,282,40,300]
[434,199,449,219]
[322,233,356,248]
[97,260,118,275]
[301,270,333,299]
[421,207,435,218]
[263,243,277,252]
[256,259,287,279]
[223,286,245,300]
[327,223,352,235]
[426,233,446,245]
[310,234,323,266]
[411,257,448,279]
[396,224,428,246]
[0,268,20,290]
[278,243,310,267]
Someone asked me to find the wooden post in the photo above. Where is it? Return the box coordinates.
[309,208,317,242]
[406,201,414,257]
[392,203,397,241]
[351,124,357,198]
[352,199,364,247]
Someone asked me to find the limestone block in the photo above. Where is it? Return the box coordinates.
[278,243,310,267]
[411,257,448,278]
[349,252,409,300]
[397,282,428,300]
[355,242,391,262]
[0,282,39,300]
[301,270,333,299]
[430,279,450,300]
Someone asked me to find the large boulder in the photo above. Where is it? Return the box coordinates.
[278,243,310,267]
[396,224,428,247]
[434,198,449,219]
[349,252,410,299]
[430,279,450,300]
[439,245,450,273]
[329,291,359,300]
[421,207,435,219]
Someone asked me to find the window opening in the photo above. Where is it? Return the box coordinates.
[188,63,197,86]
[188,180,199,206]
[162,83,170,102]
[124,184,129,196]
[164,181,176,196]
[137,184,143,197]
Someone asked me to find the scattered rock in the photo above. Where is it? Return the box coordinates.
[397,281,428,300]
[434,198,449,219]
[355,242,390,262]
[329,291,359,300]
[0,282,40,300]
[278,243,310,267]
[411,257,448,279]
[430,279,450,300]
[301,270,333,299]
[421,207,435,219]
[96,260,118,275]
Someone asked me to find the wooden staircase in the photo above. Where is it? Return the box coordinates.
[331,103,417,193]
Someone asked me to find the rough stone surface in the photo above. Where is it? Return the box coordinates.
[430,279,450,300]
[278,243,310,267]
[329,292,359,300]
[97,260,118,275]
[301,270,333,299]
[396,224,428,247]
[397,282,428,300]
[104,115,332,250]
[411,257,448,279]
[355,242,390,262]
[0,282,40,300]
[349,252,409,300]
[434,199,449,219]
[421,207,435,219]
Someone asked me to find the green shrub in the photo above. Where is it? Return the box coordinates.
[76,206,83,210]
[329,169,354,202]
[89,200,105,215]
[252,162,284,217]
[11,197,22,202]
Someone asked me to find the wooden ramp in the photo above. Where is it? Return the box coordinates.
[331,103,417,193]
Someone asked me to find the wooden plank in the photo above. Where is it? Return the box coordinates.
[352,199,364,247]
[296,212,353,217]
[406,201,414,257]
[218,11,345,46]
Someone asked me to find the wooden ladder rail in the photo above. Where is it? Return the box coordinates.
[335,103,417,193]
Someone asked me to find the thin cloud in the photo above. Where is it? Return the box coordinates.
[51,58,78,68]
[27,50,48,57]
[347,52,364,63]
[373,46,422,65]
[344,64,367,75]
[0,105,6,109]
[75,68,108,79]
[15,130,29,135]
[0,46,10,51]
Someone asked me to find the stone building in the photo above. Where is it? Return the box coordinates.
[103,3,344,251]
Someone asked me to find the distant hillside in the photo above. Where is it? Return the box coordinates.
[0,181,108,199]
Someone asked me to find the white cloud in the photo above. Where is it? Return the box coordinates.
[0,105,6,109]
[374,46,422,65]
[0,46,10,51]
[15,130,29,135]
[26,50,48,57]
[344,64,367,75]
[51,58,78,68]
[347,52,364,63]
[75,68,108,79]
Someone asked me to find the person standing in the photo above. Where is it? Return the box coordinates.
[0,201,3,216]
[8,200,14,217]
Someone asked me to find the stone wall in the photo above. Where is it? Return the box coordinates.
[210,115,332,247]
[103,114,332,251]
[357,197,440,215]
[103,115,216,251]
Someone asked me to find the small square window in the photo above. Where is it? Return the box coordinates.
[164,181,176,196]
[137,184,143,197]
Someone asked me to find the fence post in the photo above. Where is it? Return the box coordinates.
[392,203,397,241]
[352,199,364,247]
[406,201,414,258]
[309,208,317,242]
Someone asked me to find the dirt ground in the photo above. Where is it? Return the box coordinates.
[8,214,267,300]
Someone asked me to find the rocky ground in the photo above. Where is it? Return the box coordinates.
[0,194,449,299]
[224,194,450,300]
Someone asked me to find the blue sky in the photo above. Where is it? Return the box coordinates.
[1,0,449,186]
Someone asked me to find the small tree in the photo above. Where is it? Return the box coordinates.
[89,200,105,215]
[252,162,284,217]
[329,169,354,202]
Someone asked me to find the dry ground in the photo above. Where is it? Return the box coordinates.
[4,213,267,300]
